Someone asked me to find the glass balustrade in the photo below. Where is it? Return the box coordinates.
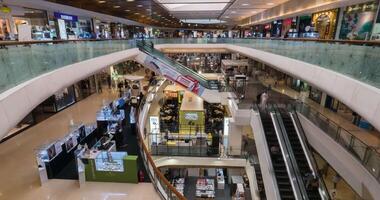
[294,103,380,182]
[1,38,380,94]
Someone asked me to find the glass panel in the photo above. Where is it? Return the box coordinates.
[2,38,380,94]
[351,137,368,161]
[365,150,380,179]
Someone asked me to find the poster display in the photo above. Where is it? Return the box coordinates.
[312,9,339,39]
[339,1,378,40]
[371,3,380,40]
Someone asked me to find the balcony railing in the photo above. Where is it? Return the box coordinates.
[293,102,380,183]
[1,38,380,94]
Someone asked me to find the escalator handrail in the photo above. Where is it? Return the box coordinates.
[271,106,308,200]
[136,41,213,89]
[289,110,331,200]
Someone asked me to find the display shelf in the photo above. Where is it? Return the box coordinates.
[173,178,185,195]
[196,178,215,198]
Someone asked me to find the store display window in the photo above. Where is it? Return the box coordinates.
[309,87,323,104]
[13,8,50,40]
[271,20,282,37]
[54,86,76,112]
[0,18,11,40]
[282,17,298,38]
[339,1,378,40]
[371,4,380,40]
[312,9,339,39]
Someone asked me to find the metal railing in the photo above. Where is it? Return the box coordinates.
[137,80,186,200]
[1,38,380,94]
[292,102,380,183]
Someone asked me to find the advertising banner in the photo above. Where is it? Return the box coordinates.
[143,55,205,96]
[339,1,378,40]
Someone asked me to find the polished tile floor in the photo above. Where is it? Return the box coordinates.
[0,87,159,200]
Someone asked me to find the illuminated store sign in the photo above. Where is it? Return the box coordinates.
[54,12,78,22]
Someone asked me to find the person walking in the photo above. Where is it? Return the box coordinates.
[129,106,137,135]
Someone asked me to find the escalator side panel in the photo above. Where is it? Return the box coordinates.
[260,112,296,200]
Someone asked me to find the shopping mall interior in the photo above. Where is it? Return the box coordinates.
[0,0,380,200]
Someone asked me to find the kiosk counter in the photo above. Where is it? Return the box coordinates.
[179,92,205,134]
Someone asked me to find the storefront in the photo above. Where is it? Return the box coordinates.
[339,1,378,40]
[371,4,380,40]
[94,19,111,39]
[263,23,271,37]
[0,6,12,40]
[53,12,79,40]
[77,18,93,39]
[74,75,97,101]
[39,86,76,113]
[311,9,339,39]
[309,86,323,104]
[281,17,298,38]
[0,5,51,41]
[298,15,316,38]
[271,20,282,37]
[252,25,264,38]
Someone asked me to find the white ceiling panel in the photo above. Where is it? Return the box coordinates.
[155,0,290,24]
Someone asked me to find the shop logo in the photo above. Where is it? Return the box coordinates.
[0,6,11,13]
[184,113,198,120]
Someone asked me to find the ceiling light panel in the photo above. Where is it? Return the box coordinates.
[157,0,231,3]
[162,3,228,11]
[180,19,226,24]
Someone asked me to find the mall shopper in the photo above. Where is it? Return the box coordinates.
[259,91,269,109]
[130,106,136,134]
[332,174,341,189]
[304,172,314,189]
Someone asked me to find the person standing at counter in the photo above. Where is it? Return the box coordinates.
[130,106,136,134]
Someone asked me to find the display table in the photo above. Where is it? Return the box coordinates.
[173,178,185,195]
[81,151,138,183]
[196,178,215,199]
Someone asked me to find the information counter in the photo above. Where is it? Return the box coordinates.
[81,151,138,183]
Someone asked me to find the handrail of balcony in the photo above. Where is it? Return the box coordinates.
[291,102,380,182]
[137,129,186,200]
[237,37,380,46]
[1,37,380,46]
[136,81,186,200]
[0,38,131,46]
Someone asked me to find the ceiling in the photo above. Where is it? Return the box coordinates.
[46,0,289,29]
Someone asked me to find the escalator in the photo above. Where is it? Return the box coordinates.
[259,111,296,200]
[136,41,221,103]
[276,107,330,200]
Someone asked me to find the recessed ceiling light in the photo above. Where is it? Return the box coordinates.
[125,9,131,12]
[98,0,106,3]
[267,2,274,6]
[146,8,151,11]
[127,0,134,2]
[137,4,143,7]
[113,5,120,8]
[134,12,140,15]
[242,3,249,6]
